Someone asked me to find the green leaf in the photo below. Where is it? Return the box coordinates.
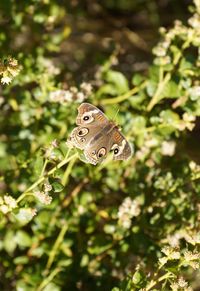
[51,148,64,161]
[14,256,29,264]
[51,180,64,192]
[33,154,44,178]
[13,208,35,225]
[160,80,181,99]
[132,73,144,86]
[105,70,129,94]
[146,80,157,97]
[15,230,32,247]
[43,283,61,291]
[97,84,119,97]
[4,230,17,254]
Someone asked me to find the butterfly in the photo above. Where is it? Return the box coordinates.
[67,103,132,165]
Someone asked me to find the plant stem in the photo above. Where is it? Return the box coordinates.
[40,158,48,177]
[16,192,34,203]
[145,271,175,290]
[147,39,191,111]
[36,267,61,291]
[46,223,68,270]
[61,155,77,186]
[17,152,78,203]
[147,70,171,112]
[101,81,146,105]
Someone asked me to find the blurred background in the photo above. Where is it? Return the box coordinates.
[1,1,200,291]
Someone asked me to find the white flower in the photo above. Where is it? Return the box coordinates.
[76,92,85,102]
[117,197,141,229]
[170,251,181,260]
[4,195,17,209]
[152,45,167,57]
[178,277,188,288]
[80,82,93,95]
[34,191,52,205]
[44,182,52,193]
[167,232,182,247]
[145,138,159,148]
[63,90,74,102]
[189,86,200,100]
[159,257,168,266]
[1,76,12,84]
[188,13,200,28]
[49,90,73,103]
[161,141,176,156]
[0,204,9,214]
[184,250,200,261]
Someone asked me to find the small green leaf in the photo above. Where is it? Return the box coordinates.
[14,208,35,225]
[15,230,32,247]
[105,70,129,94]
[51,180,64,192]
[132,73,144,86]
[4,230,17,254]
[43,283,61,291]
[33,154,44,177]
[14,256,29,264]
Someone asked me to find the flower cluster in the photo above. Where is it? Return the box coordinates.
[0,56,21,84]
[183,250,200,270]
[34,190,52,205]
[49,82,92,104]
[39,58,60,76]
[167,228,200,248]
[188,12,200,30]
[117,197,141,229]
[161,140,176,156]
[154,172,174,190]
[34,178,53,205]
[0,195,17,214]
[188,85,200,101]
[170,277,192,291]
[159,246,181,267]
[159,245,200,271]
[152,11,200,66]
[15,207,37,223]
[175,113,196,131]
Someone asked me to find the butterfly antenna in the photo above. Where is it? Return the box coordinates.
[112,107,119,123]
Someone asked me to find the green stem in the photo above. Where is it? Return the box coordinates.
[40,159,48,177]
[46,223,68,270]
[147,39,192,111]
[100,81,146,105]
[16,192,34,203]
[146,271,175,290]
[17,152,78,203]
[147,70,170,112]
[36,267,61,291]
[61,155,77,186]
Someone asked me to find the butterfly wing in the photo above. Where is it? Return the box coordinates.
[83,126,114,165]
[67,103,132,164]
[111,129,132,161]
[68,103,109,150]
[67,125,100,150]
[76,103,108,127]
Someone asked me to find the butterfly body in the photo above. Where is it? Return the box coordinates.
[67,103,132,165]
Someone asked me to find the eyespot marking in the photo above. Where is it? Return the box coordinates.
[78,128,89,136]
[111,140,126,156]
[97,147,107,158]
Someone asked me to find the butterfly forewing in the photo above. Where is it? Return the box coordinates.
[68,103,132,164]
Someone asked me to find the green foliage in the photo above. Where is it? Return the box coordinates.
[0,0,200,290]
